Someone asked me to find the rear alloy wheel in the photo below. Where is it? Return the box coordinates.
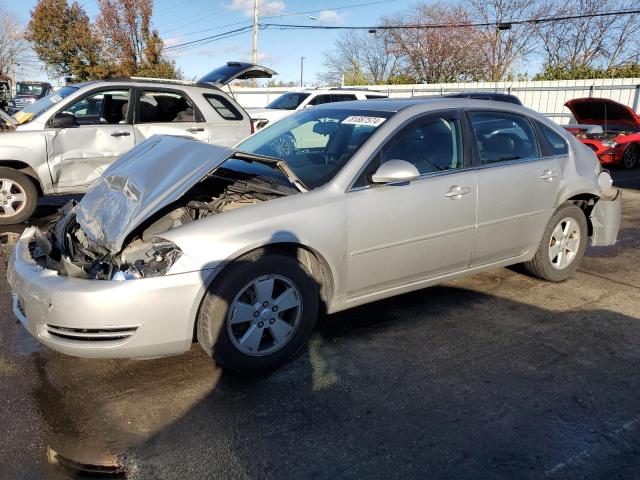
[522,202,588,282]
[0,167,38,225]
[197,251,319,373]
[621,144,638,169]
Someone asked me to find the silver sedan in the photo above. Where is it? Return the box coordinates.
[8,98,621,372]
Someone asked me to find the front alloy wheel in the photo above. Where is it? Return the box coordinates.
[227,274,303,356]
[197,251,319,373]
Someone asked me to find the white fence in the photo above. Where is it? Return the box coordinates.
[230,78,640,124]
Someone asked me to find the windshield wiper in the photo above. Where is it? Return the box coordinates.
[232,151,309,193]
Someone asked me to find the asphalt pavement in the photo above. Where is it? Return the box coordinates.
[1,171,640,479]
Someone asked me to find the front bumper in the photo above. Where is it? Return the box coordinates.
[7,227,216,359]
[590,189,622,246]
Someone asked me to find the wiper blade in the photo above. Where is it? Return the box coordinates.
[232,151,309,193]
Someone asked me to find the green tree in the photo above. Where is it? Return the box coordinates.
[96,0,179,78]
[26,0,106,81]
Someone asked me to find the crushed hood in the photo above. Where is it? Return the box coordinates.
[76,135,236,254]
[565,98,640,130]
[75,135,307,254]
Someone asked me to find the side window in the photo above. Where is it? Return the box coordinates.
[331,94,357,102]
[308,95,332,106]
[138,90,198,123]
[354,116,463,187]
[62,89,130,125]
[469,111,539,165]
[538,122,569,156]
[203,94,242,120]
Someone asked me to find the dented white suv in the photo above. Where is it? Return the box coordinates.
[0,62,276,225]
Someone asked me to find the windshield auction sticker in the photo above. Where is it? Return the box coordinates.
[341,116,386,126]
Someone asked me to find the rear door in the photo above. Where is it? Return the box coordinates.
[47,87,135,190]
[133,88,210,143]
[468,110,562,267]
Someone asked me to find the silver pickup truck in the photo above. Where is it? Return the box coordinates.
[0,62,276,224]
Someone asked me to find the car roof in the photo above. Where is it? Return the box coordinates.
[68,78,220,91]
[311,96,536,115]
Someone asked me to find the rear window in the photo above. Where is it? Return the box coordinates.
[204,94,242,120]
[538,122,569,156]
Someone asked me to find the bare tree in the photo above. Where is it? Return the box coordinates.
[383,3,486,83]
[536,0,640,76]
[318,30,403,86]
[0,8,28,79]
[467,0,545,81]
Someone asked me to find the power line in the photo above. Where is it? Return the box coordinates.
[165,27,253,52]
[163,8,640,53]
[259,9,640,31]
[164,0,397,40]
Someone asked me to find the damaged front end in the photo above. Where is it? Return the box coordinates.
[30,200,183,280]
[27,135,302,281]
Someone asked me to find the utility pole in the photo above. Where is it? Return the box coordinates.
[252,0,259,65]
[300,56,305,87]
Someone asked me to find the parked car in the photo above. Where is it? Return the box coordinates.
[0,64,271,224]
[7,81,53,115]
[8,98,621,373]
[563,97,640,169]
[248,88,388,131]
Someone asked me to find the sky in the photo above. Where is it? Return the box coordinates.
[4,0,417,85]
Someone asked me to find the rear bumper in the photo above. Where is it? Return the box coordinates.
[590,189,622,246]
[7,227,216,359]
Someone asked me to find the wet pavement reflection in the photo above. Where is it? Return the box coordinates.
[0,171,639,479]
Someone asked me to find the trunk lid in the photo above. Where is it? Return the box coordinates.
[564,98,640,131]
[199,62,277,86]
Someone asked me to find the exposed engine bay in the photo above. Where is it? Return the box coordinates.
[29,171,294,280]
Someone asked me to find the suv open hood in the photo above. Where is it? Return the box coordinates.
[565,98,640,130]
[75,135,306,254]
[199,61,277,86]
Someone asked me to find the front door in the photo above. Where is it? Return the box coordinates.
[346,112,477,298]
[468,110,562,267]
[47,88,134,191]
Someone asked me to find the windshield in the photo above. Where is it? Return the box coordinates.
[237,108,392,189]
[15,86,78,121]
[266,92,310,110]
[17,83,44,96]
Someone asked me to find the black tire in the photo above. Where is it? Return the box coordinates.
[0,167,38,225]
[522,202,588,282]
[621,144,638,169]
[197,250,319,373]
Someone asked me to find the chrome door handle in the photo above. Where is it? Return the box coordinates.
[539,169,559,181]
[445,185,471,199]
[186,127,205,133]
[110,131,131,137]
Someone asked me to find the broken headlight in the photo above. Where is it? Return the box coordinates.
[111,238,182,281]
[601,139,617,148]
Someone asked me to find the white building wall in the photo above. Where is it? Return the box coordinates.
[230,78,640,124]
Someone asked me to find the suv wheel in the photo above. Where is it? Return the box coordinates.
[197,251,319,373]
[0,167,38,225]
[522,202,588,282]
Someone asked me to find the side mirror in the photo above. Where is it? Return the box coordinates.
[51,111,77,128]
[371,159,420,184]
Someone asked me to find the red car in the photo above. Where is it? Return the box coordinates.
[564,97,640,169]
